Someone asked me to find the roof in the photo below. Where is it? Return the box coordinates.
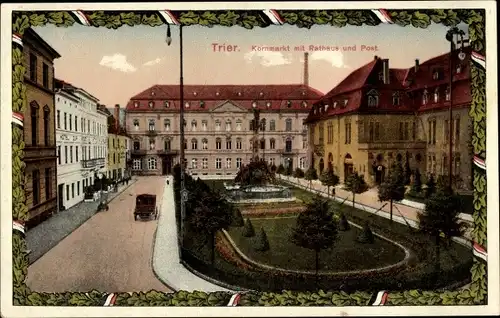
[25,28,61,60]
[322,59,378,98]
[55,78,100,103]
[125,84,324,112]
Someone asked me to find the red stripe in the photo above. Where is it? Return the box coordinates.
[380,292,388,305]
[165,10,180,25]
[378,9,392,22]
[474,242,486,254]
[472,51,485,61]
[110,293,117,305]
[13,112,24,121]
[76,10,90,25]
[269,9,284,24]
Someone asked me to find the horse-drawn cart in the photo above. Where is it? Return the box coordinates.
[134,194,158,221]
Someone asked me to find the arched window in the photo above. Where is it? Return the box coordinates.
[260,138,265,150]
[285,137,292,152]
[260,118,266,131]
[422,90,429,105]
[184,139,187,150]
[299,157,306,169]
[225,120,231,131]
[226,138,232,150]
[392,92,401,106]
[191,120,197,131]
[149,138,155,150]
[133,119,139,131]
[285,118,292,132]
[269,138,276,149]
[236,138,242,150]
[147,157,157,170]
[43,106,50,146]
[202,138,208,150]
[164,139,171,151]
[269,120,276,131]
[368,95,378,107]
[191,138,198,150]
[30,101,39,146]
[148,119,155,131]
[445,86,451,101]
[216,138,222,150]
[215,119,221,131]
[133,140,140,150]
[236,119,242,131]
[164,119,170,131]
[433,88,439,103]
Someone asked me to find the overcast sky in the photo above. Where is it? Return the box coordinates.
[33,21,468,108]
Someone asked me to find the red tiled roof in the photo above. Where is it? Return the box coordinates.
[323,59,378,99]
[125,84,324,112]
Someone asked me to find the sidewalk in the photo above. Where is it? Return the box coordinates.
[152,176,236,292]
[26,178,137,265]
[279,175,473,242]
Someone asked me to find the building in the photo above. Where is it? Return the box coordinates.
[55,79,108,210]
[101,104,130,181]
[305,47,473,192]
[23,28,61,228]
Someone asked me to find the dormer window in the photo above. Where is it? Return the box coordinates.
[193,92,197,96]
[200,101,205,108]
[185,102,190,108]
[422,90,429,105]
[134,101,139,108]
[266,102,271,108]
[151,91,156,96]
[325,104,329,111]
[445,86,451,101]
[148,101,154,108]
[302,101,308,108]
[333,101,338,108]
[287,100,292,108]
[367,89,379,107]
[392,92,401,106]
[301,91,306,96]
[259,92,264,96]
[432,68,443,80]
[314,107,317,114]
[216,92,220,96]
[252,101,257,108]
[237,92,242,96]
[343,99,348,107]
[433,88,439,103]
[456,65,462,74]
[378,72,384,81]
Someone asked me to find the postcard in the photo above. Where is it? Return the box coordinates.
[1,1,498,317]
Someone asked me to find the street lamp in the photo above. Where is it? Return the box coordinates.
[445,27,466,191]
[97,171,108,210]
[167,23,187,247]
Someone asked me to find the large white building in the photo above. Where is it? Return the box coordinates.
[55,79,108,210]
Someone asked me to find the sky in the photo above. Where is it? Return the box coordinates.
[33,21,468,109]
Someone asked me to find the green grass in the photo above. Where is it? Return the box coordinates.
[227,217,406,272]
[405,193,473,215]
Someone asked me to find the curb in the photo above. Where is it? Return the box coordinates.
[28,178,138,266]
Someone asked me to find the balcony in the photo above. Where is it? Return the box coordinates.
[146,130,158,136]
[81,158,105,169]
[131,149,148,155]
[278,148,300,155]
[157,149,179,156]
[358,140,427,151]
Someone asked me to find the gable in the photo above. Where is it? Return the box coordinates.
[211,100,247,113]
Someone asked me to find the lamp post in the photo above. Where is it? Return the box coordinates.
[445,27,466,191]
[167,23,187,247]
[97,171,104,207]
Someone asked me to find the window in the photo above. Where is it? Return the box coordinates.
[164,119,170,131]
[133,141,140,151]
[236,158,242,169]
[148,157,157,170]
[285,118,292,132]
[369,122,374,142]
[57,146,61,164]
[76,146,79,162]
[29,53,37,82]
[69,114,72,131]
[215,158,222,169]
[434,88,439,103]
[133,159,142,170]
[164,101,170,108]
[191,159,198,169]
[75,116,78,132]
[32,170,40,206]
[202,158,208,169]
[42,63,49,88]
[68,145,73,163]
[150,138,156,150]
[215,120,221,131]
[87,119,90,132]
[345,122,351,144]
[202,120,207,131]
[454,117,460,144]
[225,120,231,131]
[44,168,51,200]
[412,121,416,140]
[77,181,80,196]
[113,153,116,164]
[133,119,140,130]
[148,101,154,108]
[285,138,292,152]
[226,158,232,169]
[404,122,409,140]
[216,138,222,150]
[191,120,197,131]
[327,121,333,144]
[270,120,276,131]
[43,107,50,146]
[444,120,449,144]
[148,119,155,131]
[392,92,401,106]
[399,122,404,140]
[270,138,275,149]
[56,110,60,128]
[454,153,461,175]
[226,139,232,150]
[368,95,378,107]
[432,70,440,80]
[260,119,266,132]
[202,138,208,150]
[81,118,84,132]
[432,119,437,144]
[236,138,242,150]
[269,158,275,166]
[66,184,70,201]
[184,139,187,150]
[71,183,75,199]
[375,122,380,140]
[299,157,306,169]
[30,103,38,146]
[422,90,429,105]
[191,138,198,150]
[236,120,242,131]
[319,123,324,144]
[260,139,265,150]
[445,86,451,101]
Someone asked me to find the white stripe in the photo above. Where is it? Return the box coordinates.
[72,11,90,26]
[227,293,240,306]
[473,158,486,170]
[103,293,114,306]
[159,11,179,25]
[471,54,486,69]
[13,222,25,234]
[371,291,385,306]
[473,249,487,261]
[12,117,23,127]
[371,10,392,24]
[262,10,283,25]
[12,35,23,47]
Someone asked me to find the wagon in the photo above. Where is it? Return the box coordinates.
[134,194,158,221]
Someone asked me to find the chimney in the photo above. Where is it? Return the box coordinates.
[114,104,120,132]
[374,55,378,60]
[303,52,309,87]
[415,59,420,72]
[382,59,390,84]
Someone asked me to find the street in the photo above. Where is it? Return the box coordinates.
[26,176,171,293]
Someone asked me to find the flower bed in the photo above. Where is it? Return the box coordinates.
[241,206,306,217]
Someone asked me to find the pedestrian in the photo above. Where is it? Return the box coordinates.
[332,187,336,197]
[167,179,170,185]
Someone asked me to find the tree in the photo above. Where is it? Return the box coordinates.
[242,218,255,237]
[231,207,244,227]
[270,164,277,173]
[378,163,406,222]
[304,167,318,189]
[344,172,368,207]
[418,187,466,273]
[357,221,375,244]
[425,174,436,198]
[319,167,340,198]
[276,164,285,175]
[403,159,412,185]
[411,168,423,194]
[338,212,350,231]
[285,164,293,176]
[291,198,337,284]
[234,160,275,186]
[293,167,304,181]
[254,227,270,251]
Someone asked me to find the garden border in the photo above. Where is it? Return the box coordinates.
[11,8,487,307]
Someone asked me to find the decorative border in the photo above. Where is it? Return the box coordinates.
[12,9,486,306]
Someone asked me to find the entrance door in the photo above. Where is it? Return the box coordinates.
[375,166,385,184]
[58,184,64,211]
[162,157,172,175]
[344,164,354,181]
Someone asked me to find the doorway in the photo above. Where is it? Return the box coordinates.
[162,157,172,175]
[375,166,386,184]
[58,184,64,211]
[344,153,354,181]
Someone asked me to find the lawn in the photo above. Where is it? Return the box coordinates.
[227,216,407,272]
[405,193,474,215]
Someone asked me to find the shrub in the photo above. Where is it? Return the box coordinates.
[254,227,270,251]
[232,208,244,227]
[338,213,350,231]
[293,168,305,179]
[242,218,255,237]
[425,174,436,198]
[357,222,374,244]
[277,164,285,174]
[411,168,423,193]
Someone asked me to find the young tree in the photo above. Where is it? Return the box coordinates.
[425,174,436,198]
[338,212,350,231]
[276,164,285,175]
[291,198,337,284]
[319,167,340,198]
[242,218,256,237]
[403,159,412,185]
[304,167,318,189]
[344,172,368,207]
[270,164,277,173]
[293,167,305,182]
[231,207,244,227]
[285,164,293,176]
[378,163,406,222]
[254,227,270,251]
[357,221,375,244]
[411,168,423,194]
[418,187,466,273]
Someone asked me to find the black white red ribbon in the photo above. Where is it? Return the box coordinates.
[371,9,394,24]
[12,33,23,47]
[262,9,284,25]
[471,51,486,69]
[369,290,388,306]
[158,10,180,25]
[227,293,241,306]
[103,293,117,306]
[473,242,487,262]
[12,112,24,128]
[13,220,25,235]
[71,10,91,26]
[473,155,486,171]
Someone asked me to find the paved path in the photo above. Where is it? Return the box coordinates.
[26,176,170,293]
[26,179,137,265]
[152,175,235,292]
